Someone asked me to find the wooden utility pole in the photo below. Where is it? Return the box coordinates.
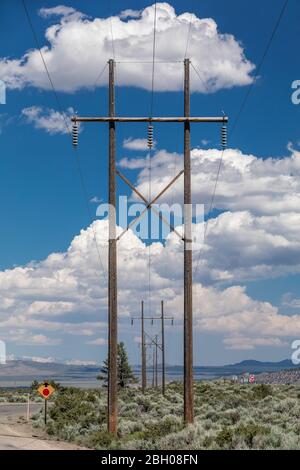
[71,58,228,432]
[152,350,155,387]
[131,300,149,392]
[141,300,146,392]
[183,58,194,424]
[161,300,166,394]
[155,334,158,388]
[108,58,118,434]
[146,301,173,395]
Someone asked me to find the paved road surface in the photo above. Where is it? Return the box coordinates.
[0,403,84,450]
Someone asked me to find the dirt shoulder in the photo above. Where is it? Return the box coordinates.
[0,411,87,450]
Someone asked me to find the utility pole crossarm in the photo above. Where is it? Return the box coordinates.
[72,116,228,123]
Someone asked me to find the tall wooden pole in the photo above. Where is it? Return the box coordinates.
[108,58,118,434]
[155,335,158,388]
[161,300,166,395]
[141,300,147,392]
[152,350,155,387]
[184,58,194,424]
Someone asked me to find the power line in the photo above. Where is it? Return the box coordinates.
[93,62,108,88]
[21,0,107,282]
[108,0,116,60]
[184,12,194,59]
[192,0,289,280]
[230,0,289,136]
[190,61,209,93]
[150,2,158,117]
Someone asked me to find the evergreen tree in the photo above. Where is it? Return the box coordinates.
[97,342,137,388]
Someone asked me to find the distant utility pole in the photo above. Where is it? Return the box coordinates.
[72,58,228,431]
[152,349,155,387]
[131,300,158,392]
[154,334,159,388]
[146,334,160,388]
[147,301,174,395]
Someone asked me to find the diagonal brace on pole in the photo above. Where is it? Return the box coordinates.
[116,169,184,242]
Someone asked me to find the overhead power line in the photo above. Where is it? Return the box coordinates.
[230,0,289,136]
[108,0,116,60]
[184,13,194,59]
[21,0,107,281]
[192,0,290,280]
[150,2,158,118]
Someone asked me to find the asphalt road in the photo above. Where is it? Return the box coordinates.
[0,403,84,450]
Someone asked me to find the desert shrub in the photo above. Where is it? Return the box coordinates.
[252,384,273,400]
[84,430,115,449]
[142,414,183,440]
[236,423,271,449]
[216,428,234,449]
[118,419,144,437]
[157,423,202,450]
[222,409,241,425]
[274,398,298,414]
[119,401,142,418]
[135,395,152,413]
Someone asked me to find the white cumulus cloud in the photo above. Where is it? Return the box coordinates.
[21,106,74,134]
[123,145,300,216]
[0,3,254,93]
[0,218,299,352]
[123,137,154,151]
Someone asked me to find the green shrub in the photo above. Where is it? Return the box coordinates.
[216,428,234,449]
[236,423,271,449]
[252,384,273,400]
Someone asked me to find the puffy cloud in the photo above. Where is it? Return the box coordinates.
[0,113,14,134]
[194,210,300,282]
[119,9,142,20]
[123,137,154,151]
[8,332,60,346]
[21,106,74,134]
[281,293,300,309]
[124,145,300,216]
[222,336,288,350]
[86,338,108,346]
[0,3,254,93]
[166,283,300,340]
[0,218,300,352]
[39,6,84,20]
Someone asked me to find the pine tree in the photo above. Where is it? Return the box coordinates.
[97,342,137,388]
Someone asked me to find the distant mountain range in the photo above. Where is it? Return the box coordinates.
[0,359,298,387]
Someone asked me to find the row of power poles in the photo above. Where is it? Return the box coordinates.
[131,300,173,395]
[72,58,228,434]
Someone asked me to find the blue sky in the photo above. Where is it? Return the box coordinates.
[0,0,300,366]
